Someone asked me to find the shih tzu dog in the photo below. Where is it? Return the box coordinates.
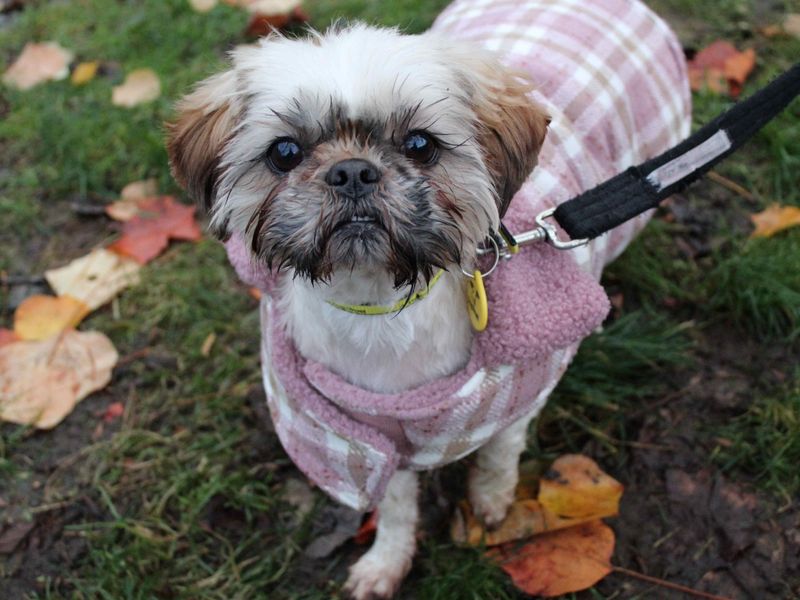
[167,0,691,597]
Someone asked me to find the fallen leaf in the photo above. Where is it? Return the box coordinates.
[71,60,99,85]
[2,42,73,90]
[200,332,216,357]
[784,14,800,37]
[452,455,621,547]
[489,521,614,597]
[353,510,378,545]
[538,454,623,519]
[189,0,218,11]
[44,248,141,311]
[0,329,18,347]
[759,24,784,38]
[688,41,756,97]
[0,330,118,429]
[13,295,90,341]
[225,0,301,13]
[0,521,35,554]
[248,287,262,300]
[245,6,308,36]
[107,196,202,264]
[750,203,800,238]
[102,401,124,423]
[112,68,161,107]
[122,178,159,201]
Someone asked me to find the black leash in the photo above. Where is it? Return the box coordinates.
[554,61,800,242]
[493,62,800,253]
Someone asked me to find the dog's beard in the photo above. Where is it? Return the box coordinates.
[247,167,463,288]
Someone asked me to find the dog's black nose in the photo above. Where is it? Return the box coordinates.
[325,159,381,197]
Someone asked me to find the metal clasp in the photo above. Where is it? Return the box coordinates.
[532,207,590,250]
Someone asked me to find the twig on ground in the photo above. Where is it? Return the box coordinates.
[613,565,733,600]
[707,171,757,202]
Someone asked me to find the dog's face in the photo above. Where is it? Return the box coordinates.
[168,25,548,287]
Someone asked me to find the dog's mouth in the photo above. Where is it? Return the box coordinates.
[332,212,384,233]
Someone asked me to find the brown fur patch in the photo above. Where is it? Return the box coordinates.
[473,68,550,218]
[165,72,238,217]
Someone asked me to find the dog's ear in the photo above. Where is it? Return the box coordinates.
[471,65,549,218]
[166,70,238,216]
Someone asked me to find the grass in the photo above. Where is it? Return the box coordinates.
[1,0,799,598]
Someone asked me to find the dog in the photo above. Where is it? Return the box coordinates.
[167,0,691,596]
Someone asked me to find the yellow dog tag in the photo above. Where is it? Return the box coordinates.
[465,270,488,332]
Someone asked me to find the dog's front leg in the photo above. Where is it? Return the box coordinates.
[344,470,419,600]
[469,414,534,527]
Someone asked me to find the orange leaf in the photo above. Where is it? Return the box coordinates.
[0,329,18,347]
[688,41,756,96]
[353,510,378,545]
[750,203,800,238]
[0,330,118,429]
[538,454,623,520]
[489,520,614,597]
[14,295,90,341]
[107,196,201,264]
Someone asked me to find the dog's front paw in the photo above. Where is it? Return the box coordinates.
[344,549,412,600]
[468,465,516,528]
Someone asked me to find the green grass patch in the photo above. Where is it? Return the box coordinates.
[712,373,800,498]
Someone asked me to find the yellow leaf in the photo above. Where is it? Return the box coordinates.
[538,454,623,519]
[0,330,118,429]
[2,42,73,90]
[112,68,161,107]
[71,61,99,85]
[44,248,141,311]
[750,203,800,238]
[489,520,614,597]
[13,295,90,341]
[451,455,621,547]
[784,14,800,38]
[121,178,159,201]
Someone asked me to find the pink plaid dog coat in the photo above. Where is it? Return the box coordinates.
[226,0,691,511]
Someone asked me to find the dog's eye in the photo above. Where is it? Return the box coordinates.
[266,138,304,173]
[402,131,438,165]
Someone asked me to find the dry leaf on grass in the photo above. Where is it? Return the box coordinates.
[189,0,218,11]
[71,61,99,85]
[45,248,141,311]
[0,329,18,347]
[225,0,301,13]
[112,68,161,107]
[489,520,614,597]
[750,203,800,238]
[784,14,800,37]
[0,330,118,429]
[107,196,202,264]
[452,455,622,546]
[2,42,73,90]
[106,178,160,221]
[688,41,756,97]
[353,510,378,545]
[13,295,90,341]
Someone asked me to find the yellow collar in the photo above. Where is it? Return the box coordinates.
[326,269,445,316]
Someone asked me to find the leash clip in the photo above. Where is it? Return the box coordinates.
[531,207,590,250]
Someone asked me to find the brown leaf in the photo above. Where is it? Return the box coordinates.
[44,248,141,311]
[105,177,161,221]
[107,196,201,264]
[13,295,90,341]
[245,6,308,37]
[489,521,614,597]
[2,42,73,90]
[538,454,623,519]
[750,203,800,238]
[111,68,161,107]
[0,521,35,554]
[0,330,118,429]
